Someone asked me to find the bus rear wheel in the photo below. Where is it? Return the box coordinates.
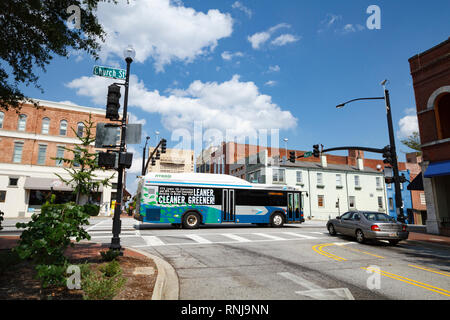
[270,213,285,228]
[182,212,201,229]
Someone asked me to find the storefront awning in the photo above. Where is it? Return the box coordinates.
[424,160,450,178]
[24,177,103,192]
[407,173,424,191]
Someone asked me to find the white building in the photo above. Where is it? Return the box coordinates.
[230,151,389,220]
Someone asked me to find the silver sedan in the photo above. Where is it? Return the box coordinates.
[326,211,409,245]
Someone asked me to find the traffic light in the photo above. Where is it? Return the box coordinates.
[155,150,161,160]
[151,157,156,166]
[382,145,394,166]
[385,177,394,184]
[289,151,296,163]
[106,84,121,120]
[161,139,167,154]
[313,145,320,158]
[98,152,116,169]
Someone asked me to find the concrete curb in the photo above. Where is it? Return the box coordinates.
[129,248,180,300]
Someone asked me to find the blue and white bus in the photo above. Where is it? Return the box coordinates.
[134,173,305,229]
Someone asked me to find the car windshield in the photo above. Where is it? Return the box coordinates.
[362,212,396,222]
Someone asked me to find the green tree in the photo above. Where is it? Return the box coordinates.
[0,0,118,111]
[53,113,115,204]
[401,131,422,155]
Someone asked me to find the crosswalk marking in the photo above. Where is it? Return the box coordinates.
[254,233,285,241]
[221,234,251,242]
[185,234,212,244]
[143,236,165,246]
[282,232,317,239]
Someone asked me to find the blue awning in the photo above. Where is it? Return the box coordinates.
[424,160,450,178]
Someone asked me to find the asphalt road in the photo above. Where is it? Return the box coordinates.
[2,217,450,300]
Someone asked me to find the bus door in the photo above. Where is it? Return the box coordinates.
[222,189,236,222]
[287,192,302,222]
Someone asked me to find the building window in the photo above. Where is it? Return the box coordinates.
[376,177,382,189]
[349,196,356,208]
[37,144,47,165]
[378,196,384,209]
[389,198,394,211]
[296,171,303,184]
[273,169,285,183]
[336,174,342,187]
[18,114,27,131]
[318,195,325,208]
[354,175,360,188]
[0,111,4,129]
[13,142,24,163]
[59,120,68,136]
[8,177,19,187]
[0,191,6,202]
[41,118,50,134]
[77,122,85,137]
[420,193,426,205]
[56,146,65,166]
[317,173,323,185]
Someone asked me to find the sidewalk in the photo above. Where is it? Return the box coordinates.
[407,232,450,247]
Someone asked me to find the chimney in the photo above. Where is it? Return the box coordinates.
[321,155,327,168]
[357,157,364,171]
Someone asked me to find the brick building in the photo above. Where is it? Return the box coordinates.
[409,37,450,235]
[0,100,120,217]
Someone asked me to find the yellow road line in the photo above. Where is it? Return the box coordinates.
[348,248,385,259]
[409,264,450,278]
[362,267,450,297]
[312,243,347,261]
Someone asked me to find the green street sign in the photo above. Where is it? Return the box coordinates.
[93,65,127,80]
[303,152,313,158]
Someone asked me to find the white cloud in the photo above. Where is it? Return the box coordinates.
[398,112,419,138]
[247,23,291,49]
[267,65,280,73]
[264,80,277,87]
[221,51,244,61]
[271,34,301,46]
[67,74,297,138]
[231,1,252,18]
[96,0,233,71]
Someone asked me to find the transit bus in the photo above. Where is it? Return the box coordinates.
[134,172,305,229]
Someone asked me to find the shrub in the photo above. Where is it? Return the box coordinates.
[82,269,126,300]
[35,264,68,288]
[14,202,91,287]
[83,204,100,217]
[100,249,121,262]
[0,249,21,274]
[99,260,122,278]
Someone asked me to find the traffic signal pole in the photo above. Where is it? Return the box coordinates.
[384,89,405,223]
[110,57,132,251]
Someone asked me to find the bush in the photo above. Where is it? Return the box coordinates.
[82,268,126,300]
[35,264,68,288]
[14,202,91,287]
[100,249,121,262]
[0,250,21,275]
[99,260,122,278]
[83,204,100,217]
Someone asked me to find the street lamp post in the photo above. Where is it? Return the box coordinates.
[111,45,135,251]
[142,136,150,175]
[336,82,405,222]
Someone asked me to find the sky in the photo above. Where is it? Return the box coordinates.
[19,0,450,194]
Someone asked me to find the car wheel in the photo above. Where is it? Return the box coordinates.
[270,213,285,228]
[328,224,337,236]
[355,229,365,244]
[389,240,400,246]
[182,212,201,229]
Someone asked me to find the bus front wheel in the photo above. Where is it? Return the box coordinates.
[270,213,285,228]
[182,212,201,229]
